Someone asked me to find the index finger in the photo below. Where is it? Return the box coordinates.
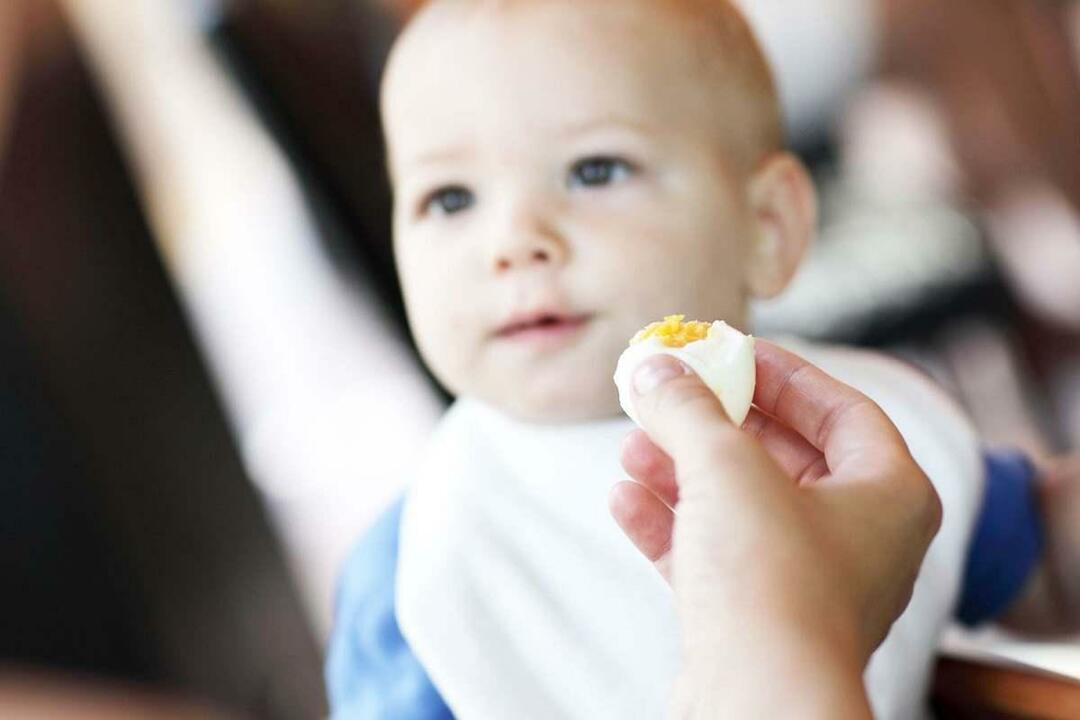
[752,341,907,474]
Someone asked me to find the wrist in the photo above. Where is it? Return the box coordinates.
[673,610,872,719]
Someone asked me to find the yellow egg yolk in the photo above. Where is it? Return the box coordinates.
[630,315,711,348]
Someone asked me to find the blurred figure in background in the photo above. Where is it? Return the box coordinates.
[1,0,324,716]
[0,0,137,678]
[60,0,444,642]
[747,0,1080,446]
[0,1,233,716]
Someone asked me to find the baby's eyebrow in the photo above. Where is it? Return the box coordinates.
[557,116,655,138]
[403,145,474,170]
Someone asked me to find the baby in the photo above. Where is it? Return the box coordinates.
[327,1,984,717]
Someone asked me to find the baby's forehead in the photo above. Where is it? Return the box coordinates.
[381,0,780,171]
[385,0,760,104]
[387,2,705,83]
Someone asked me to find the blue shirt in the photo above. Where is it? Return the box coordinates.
[326,449,1043,718]
[955,450,1044,626]
[325,498,452,720]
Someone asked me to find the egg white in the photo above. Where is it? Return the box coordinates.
[613,321,756,427]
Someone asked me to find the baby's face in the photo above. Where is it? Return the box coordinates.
[384,1,760,422]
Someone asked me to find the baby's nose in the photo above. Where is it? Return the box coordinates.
[494,246,554,272]
[490,211,567,273]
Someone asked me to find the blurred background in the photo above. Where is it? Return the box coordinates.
[0,0,1078,717]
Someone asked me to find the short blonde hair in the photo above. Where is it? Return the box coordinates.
[663,0,784,168]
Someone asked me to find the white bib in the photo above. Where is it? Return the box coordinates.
[398,344,983,720]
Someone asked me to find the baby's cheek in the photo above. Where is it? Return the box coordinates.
[442,316,496,393]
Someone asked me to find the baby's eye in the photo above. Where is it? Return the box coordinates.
[569,156,635,189]
[423,186,475,217]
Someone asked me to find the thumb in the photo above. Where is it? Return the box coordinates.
[631,354,784,498]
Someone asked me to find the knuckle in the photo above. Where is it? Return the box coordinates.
[920,474,944,542]
[898,460,942,544]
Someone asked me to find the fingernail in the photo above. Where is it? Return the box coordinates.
[633,355,689,396]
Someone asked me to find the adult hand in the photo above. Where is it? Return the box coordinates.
[610,341,942,718]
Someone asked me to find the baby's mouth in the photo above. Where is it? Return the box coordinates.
[494,312,593,342]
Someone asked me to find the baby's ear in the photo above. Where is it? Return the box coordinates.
[744,153,817,299]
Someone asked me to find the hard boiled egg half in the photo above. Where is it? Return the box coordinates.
[613,315,756,426]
